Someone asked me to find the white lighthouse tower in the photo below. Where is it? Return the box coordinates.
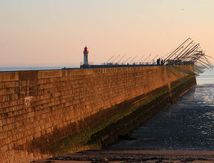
[83,46,89,66]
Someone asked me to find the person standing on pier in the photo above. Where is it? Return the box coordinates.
[157,58,160,65]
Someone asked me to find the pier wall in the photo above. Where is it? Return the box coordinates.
[0,65,195,162]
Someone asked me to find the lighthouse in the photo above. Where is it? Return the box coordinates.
[83,46,89,65]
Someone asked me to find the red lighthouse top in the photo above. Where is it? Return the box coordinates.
[83,46,89,55]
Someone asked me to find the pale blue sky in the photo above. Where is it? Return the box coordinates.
[0,0,214,66]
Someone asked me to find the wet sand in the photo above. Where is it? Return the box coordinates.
[33,149,214,162]
[111,84,214,151]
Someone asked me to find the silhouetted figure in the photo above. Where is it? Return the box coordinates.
[161,59,164,65]
[157,58,160,65]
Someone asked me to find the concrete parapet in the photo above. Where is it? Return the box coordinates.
[0,65,195,163]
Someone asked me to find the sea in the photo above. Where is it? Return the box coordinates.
[111,69,214,150]
[0,66,63,71]
[0,66,76,71]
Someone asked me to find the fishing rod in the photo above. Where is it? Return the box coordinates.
[194,65,205,74]
[173,41,194,60]
[142,54,151,62]
[106,55,114,63]
[200,56,212,68]
[129,56,138,63]
[123,56,132,63]
[179,43,200,60]
[138,56,144,62]
[165,37,191,61]
[151,54,159,61]
[195,60,210,69]
[191,53,210,67]
[175,43,197,61]
[111,55,120,63]
[117,55,126,64]
[205,54,214,60]
[203,55,212,67]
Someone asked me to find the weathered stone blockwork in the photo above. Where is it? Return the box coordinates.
[0,65,194,163]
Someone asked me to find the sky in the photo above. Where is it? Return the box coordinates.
[0,0,214,67]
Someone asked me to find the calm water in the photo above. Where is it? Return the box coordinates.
[111,69,214,150]
[0,66,78,71]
